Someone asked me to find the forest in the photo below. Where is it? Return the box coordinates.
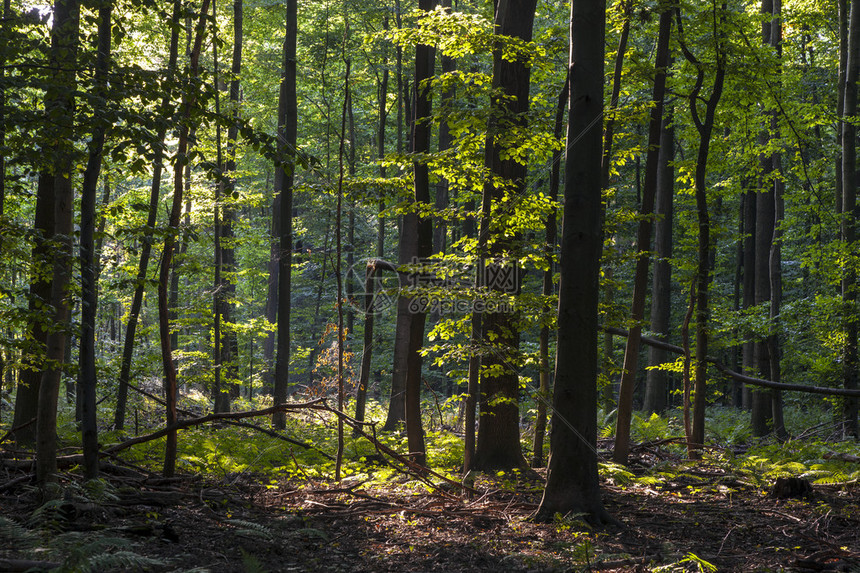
[2,0,860,569]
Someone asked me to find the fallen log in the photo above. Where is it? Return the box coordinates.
[0,400,329,471]
[603,326,860,398]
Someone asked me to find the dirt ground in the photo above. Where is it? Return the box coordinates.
[2,456,859,573]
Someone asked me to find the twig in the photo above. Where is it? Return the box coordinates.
[0,418,35,445]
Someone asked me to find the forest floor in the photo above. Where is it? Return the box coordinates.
[2,444,860,572]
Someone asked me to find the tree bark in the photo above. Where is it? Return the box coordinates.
[35,0,80,485]
[78,0,112,479]
[472,0,537,472]
[535,0,612,525]
[675,4,726,459]
[405,0,435,465]
[273,0,297,429]
[532,75,568,468]
[644,108,675,414]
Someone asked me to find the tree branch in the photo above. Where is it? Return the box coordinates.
[603,326,860,398]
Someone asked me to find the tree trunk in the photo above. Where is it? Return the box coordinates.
[535,0,611,524]
[158,0,210,477]
[273,0,297,430]
[644,108,675,414]
[78,0,112,479]
[741,185,756,410]
[612,6,672,465]
[472,0,537,472]
[114,0,183,430]
[35,0,81,485]
[532,76,568,468]
[404,0,435,465]
[12,178,54,445]
[262,192,279,395]
[842,0,860,437]
[676,5,726,459]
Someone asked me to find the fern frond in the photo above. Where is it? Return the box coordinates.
[84,550,165,572]
[0,516,39,548]
[225,519,275,542]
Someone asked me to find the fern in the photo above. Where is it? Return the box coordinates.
[240,549,270,573]
[83,550,166,572]
[0,516,39,548]
[225,519,275,542]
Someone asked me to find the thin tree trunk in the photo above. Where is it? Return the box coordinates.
[262,191,279,396]
[741,184,756,410]
[768,0,786,439]
[404,0,435,465]
[676,5,726,459]
[335,61,350,481]
[78,0,112,479]
[158,0,210,477]
[842,0,860,437]
[212,0,227,413]
[644,108,675,414]
[113,0,182,430]
[532,75,567,468]
[273,0,297,429]
[612,7,672,465]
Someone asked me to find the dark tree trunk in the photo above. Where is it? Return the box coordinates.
[612,7,672,465]
[35,0,80,484]
[114,0,182,430]
[532,75,568,468]
[223,0,242,403]
[262,193,279,395]
[212,0,242,412]
[676,5,726,459]
[741,185,756,410]
[12,177,54,445]
[78,0,112,479]
[158,0,210,477]
[405,0,435,464]
[535,0,611,524]
[644,109,675,414]
[472,0,537,472]
[842,0,860,437]
[273,0,297,430]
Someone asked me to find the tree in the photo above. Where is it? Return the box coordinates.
[78,0,113,479]
[533,75,568,468]
[35,0,81,485]
[675,1,726,458]
[273,0,297,430]
[644,109,675,414]
[841,0,859,437]
[535,0,612,524]
[612,4,672,465]
[158,0,211,476]
[113,0,183,431]
[471,0,537,472]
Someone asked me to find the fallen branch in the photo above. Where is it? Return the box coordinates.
[318,403,479,496]
[103,399,327,455]
[0,558,62,572]
[218,418,334,460]
[1,400,328,470]
[0,418,35,445]
[603,326,860,398]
